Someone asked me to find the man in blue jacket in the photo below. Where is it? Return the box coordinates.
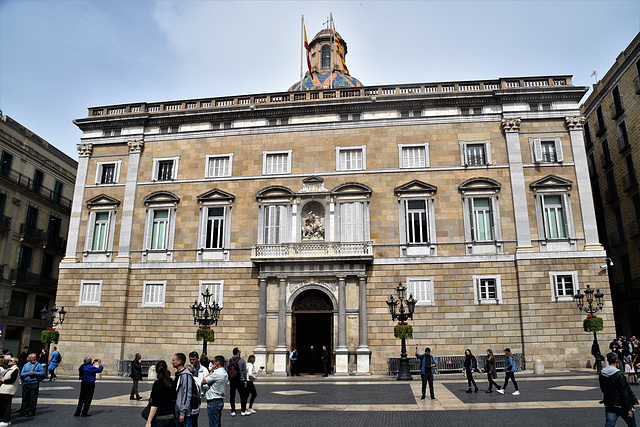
[74,356,103,417]
[415,345,437,400]
[18,353,45,417]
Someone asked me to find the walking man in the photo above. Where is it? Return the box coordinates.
[415,345,436,400]
[48,346,61,381]
[321,346,330,377]
[18,353,44,417]
[308,346,316,375]
[204,355,228,427]
[600,352,638,427]
[74,356,103,417]
[189,351,209,427]
[130,353,143,400]
[172,353,194,427]
[226,347,249,416]
[289,347,299,376]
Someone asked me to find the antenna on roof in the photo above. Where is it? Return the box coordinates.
[590,70,598,82]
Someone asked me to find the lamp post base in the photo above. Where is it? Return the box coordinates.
[397,338,413,381]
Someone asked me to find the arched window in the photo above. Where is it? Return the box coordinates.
[321,45,331,69]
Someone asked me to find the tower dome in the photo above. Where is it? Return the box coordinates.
[289,28,363,91]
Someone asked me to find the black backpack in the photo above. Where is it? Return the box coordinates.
[177,372,200,410]
[228,358,239,379]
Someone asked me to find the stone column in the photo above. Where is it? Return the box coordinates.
[273,277,288,376]
[566,116,603,250]
[356,275,370,374]
[253,278,268,371]
[335,276,349,375]
[115,140,144,262]
[501,118,533,252]
[62,143,93,262]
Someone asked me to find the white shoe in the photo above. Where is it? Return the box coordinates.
[497,389,504,395]
[241,411,251,416]
[0,422,11,427]
[249,409,257,414]
[230,412,236,417]
[512,390,520,395]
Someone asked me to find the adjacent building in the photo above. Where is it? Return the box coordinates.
[581,32,640,336]
[56,27,613,375]
[0,114,77,354]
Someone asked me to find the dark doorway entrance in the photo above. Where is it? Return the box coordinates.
[292,289,333,374]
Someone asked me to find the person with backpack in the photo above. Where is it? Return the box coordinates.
[171,353,194,427]
[48,346,61,381]
[600,352,638,426]
[189,351,209,427]
[226,347,249,417]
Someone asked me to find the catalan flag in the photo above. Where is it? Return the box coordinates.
[304,24,312,77]
[333,25,348,74]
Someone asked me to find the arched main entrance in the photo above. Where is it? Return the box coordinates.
[291,289,333,374]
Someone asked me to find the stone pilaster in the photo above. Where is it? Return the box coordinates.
[335,276,349,375]
[115,140,144,262]
[253,278,268,370]
[273,277,288,376]
[501,118,534,252]
[62,143,92,262]
[566,116,603,250]
[356,275,370,375]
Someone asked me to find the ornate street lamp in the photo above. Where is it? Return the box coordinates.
[574,284,605,367]
[387,282,417,381]
[40,305,67,327]
[191,288,222,355]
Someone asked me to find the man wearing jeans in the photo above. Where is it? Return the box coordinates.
[415,345,436,400]
[204,355,228,427]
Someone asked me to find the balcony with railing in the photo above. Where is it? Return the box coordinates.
[85,76,574,118]
[618,133,631,152]
[19,223,44,242]
[0,168,72,211]
[610,99,624,120]
[9,269,58,289]
[0,215,11,232]
[251,241,373,262]
[44,232,66,252]
[595,121,607,138]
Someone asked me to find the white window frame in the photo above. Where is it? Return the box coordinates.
[549,271,578,302]
[199,281,224,308]
[404,199,432,244]
[336,145,366,171]
[473,275,502,305]
[152,156,180,181]
[142,281,166,307]
[463,196,501,243]
[531,137,563,163]
[95,161,122,184]
[143,207,176,252]
[535,192,574,242]
[79,280,102,306]
[262,150,292,175]
[459,140,491,166]
[339,201,365,242]
[407,277,435,306]
[85,210,116,253]
[205,154,234,178]
[398,143,429,168]
[262,204,288,244]
[199,206,227,249]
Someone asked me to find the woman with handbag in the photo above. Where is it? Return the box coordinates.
[484,349,501,393]
[145,360,176,427]
[464,349,478,393]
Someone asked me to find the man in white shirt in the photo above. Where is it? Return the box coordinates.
[204,355,228,427]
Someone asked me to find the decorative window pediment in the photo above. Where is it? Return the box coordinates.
[256,185,295,201]
[458,177,501,194]
[331,182,372,197]
[86,194,121,209]
[197,189,235,204]
[530,175,573,191]
[143,191,180,206]
[301,176,328,193]
[394,180,437,197]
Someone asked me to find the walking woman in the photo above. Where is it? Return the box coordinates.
[464,349,478,393]
[145,360,176,427]
[246,355,259,414]
[497,348,520,395]
[484,349,501,393]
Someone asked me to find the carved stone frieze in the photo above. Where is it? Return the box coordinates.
[565,116,586,131]
[77,143,93,157]
[501,118,521,133]
[128,139,145,154]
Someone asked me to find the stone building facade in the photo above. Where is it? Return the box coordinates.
[55,28,613,375]
[0,114,77,354]
[581,32,640,336]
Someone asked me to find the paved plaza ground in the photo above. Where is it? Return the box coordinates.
[6,369,632,426]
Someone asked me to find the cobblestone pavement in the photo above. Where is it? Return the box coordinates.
[6,370,630,426]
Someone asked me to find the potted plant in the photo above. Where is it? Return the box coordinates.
[41,328,59,345]
[394,322,413,340]
[583,315,603,333]
[196,326,215,344]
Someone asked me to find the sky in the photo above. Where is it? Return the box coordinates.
[1,0,639,160]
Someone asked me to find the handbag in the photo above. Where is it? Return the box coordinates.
[141,401,151,420]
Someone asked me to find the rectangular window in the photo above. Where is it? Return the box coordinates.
[96,161,121,184]
[467,144,486,165]
[337,146,365,171]
[340,202,364,242]
[103,128,121,137]
[461,140,491,166]
[41,252,54,278]
[596,105,606,135]
[602,139,612,166]
[8,291,27,317]
[32,295,50,319]
[611,85,623,118]
[407,277,434,306]
[263,205,286,244]
[0,151,13,176]
[205,207,225,249]
[399,144,428,168]
[152,157,179,181]
[33,169,44,193]
[406,200,429,244]
[263,151,291,175]
[206,155,232,178]
[473,275,502,304]
[53,181,63,202]
[625,155,637,189]
[151,209,169,250]
[211,121,232,130]
[542,195,567,239]
[17,246,32,273]
[25,206,39,228]
[92,212,110,251]
[532,138,563,163]
[550,272,577,301]
[618,121,630,151]
[0,192,6,216]
[142,282,166,307]
[79,281,102,306]
[584,121,592,146]
[471,198,493,241]
[200,281,224,307]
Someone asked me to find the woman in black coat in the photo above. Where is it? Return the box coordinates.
[130,353,143,400]
[484,349,501,393]
[464,349,478,393]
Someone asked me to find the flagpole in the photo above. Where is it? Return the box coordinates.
[330,13,334,89]
[300,15,305,90]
